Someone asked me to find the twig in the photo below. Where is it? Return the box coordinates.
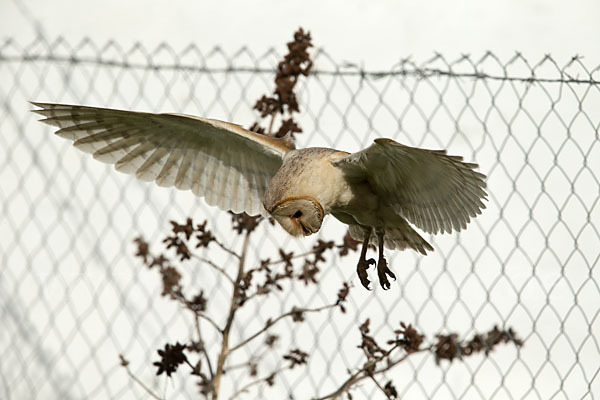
[256,248,325,268]
[171,290,222,334]
[191,253,234,284]
[312,347,430,400]
[223,361,252,372]
[119,355,162,400]
[212,231,252,399]
[368,375,391,400]
[197,313,223,333]
[194,315,214,379]
[229,366,288,400]
[225,348,268,372]
[229,303,335,353]
[213,237,242,260]
[267,111,277,136]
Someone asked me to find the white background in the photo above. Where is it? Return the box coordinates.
[2,0,600,68]
[2,1,599,399]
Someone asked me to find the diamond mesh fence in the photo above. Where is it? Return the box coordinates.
[1,37,599,399]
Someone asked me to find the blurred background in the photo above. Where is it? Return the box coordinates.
[1,1,599,399]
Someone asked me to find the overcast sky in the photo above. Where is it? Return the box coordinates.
[2,0,600,68]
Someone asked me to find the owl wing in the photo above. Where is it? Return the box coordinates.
[32,102,293,216]
[332,138,487,234]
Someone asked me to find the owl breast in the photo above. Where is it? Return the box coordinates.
[263,147,379,223]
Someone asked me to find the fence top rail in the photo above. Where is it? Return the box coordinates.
[2,36,600,86]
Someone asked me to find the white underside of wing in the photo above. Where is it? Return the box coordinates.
[32,102,287,216]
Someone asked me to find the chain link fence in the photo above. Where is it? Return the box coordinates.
[1,37,599,399]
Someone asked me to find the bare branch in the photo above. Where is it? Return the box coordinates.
[191,253,235,284]
[212,237,242,260]
[119,355,162,400]
[312,348,428,400]
[368,375,393,400]
[229,303,335,353]
[267,111,277,136]
[194,315,214,379]
[229,366,288,400]
[213,231,252,398]
[256,248,326,268]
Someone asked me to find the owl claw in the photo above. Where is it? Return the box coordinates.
[376,256,396,290]
[357,257,376,290]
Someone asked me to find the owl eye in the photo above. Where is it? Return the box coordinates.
[292,210,303,218]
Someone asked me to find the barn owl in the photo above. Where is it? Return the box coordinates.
[31,102,487,290]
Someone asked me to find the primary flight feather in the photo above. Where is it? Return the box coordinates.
[32,102,487,290]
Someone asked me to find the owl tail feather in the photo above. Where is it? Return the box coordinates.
[348,223,434,255]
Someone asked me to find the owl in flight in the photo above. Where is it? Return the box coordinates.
[32,102,487,290]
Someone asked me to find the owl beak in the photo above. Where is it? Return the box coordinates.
[293,218,311,236]
[299,221,312,235]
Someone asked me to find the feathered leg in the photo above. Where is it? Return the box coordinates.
[356,227,375,290]
[376,228,396,290]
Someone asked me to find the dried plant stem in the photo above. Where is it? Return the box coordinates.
[213,237,242,260]
[267,111,277,136]
[192,254,234,284]
[194,314,214,379]
[196,312,223,334]
[212,231,251,399]
[312,348,429,400]
[120,356,162,400]
[257,248,326,268]
[226,348,268,372]
[172,290,222,333]
[229,303,335,353]
[368,375,391,399]
[229,366,288,400]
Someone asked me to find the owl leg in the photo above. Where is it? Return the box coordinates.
[376,228,396,290]
[356,227,376,290]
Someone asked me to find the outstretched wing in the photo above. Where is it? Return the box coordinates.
[332,138,487,234]
[32,102,293,216]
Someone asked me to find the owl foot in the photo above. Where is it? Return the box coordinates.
[356,256,376,290]
[356,227,375,290]
[376,229,396,290]
[376,255,396,290]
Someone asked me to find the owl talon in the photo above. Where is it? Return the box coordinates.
[375,229,396,290]
[356,257,376,290]
[376,256,396,290]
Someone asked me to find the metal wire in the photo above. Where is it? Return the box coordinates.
[1,37,599,399]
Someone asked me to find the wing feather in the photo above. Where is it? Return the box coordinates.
[136,146,171,182]
[198,150,220,207]
[332,138,487,234]
[73,126,134,152]
[228,157,242,212]
[32,102,292,216]
[244,158,259,212]
[93,132,146,164]
[175,148,195,191]
[156,147,183,187]
[116,141,164,174]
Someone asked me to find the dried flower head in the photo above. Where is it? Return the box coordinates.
[153,342,188,377]
[283,348,309,369]
[133,237,150,264]
[230,211,262,234]
[187,290,208,313]
[390,322,424,353]
[252,27,313,139]
[160,266,182,298]
[336,282,352,313]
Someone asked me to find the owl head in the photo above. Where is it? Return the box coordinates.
[269,196,324,237]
